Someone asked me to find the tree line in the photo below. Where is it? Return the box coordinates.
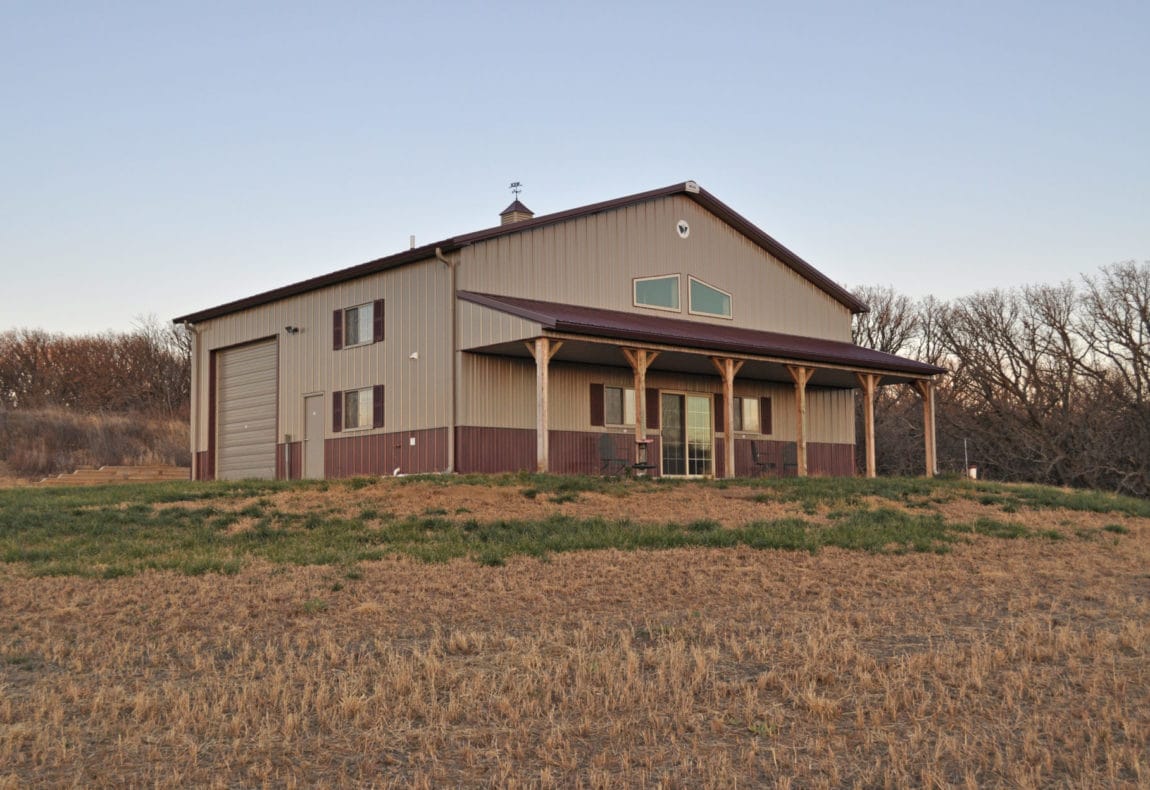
[0,317,190,418]
[0,318,191,476]
[851,260,1149,498]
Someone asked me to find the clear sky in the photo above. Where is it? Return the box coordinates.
[3,1,1147,334]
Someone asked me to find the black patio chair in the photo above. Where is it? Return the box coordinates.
[750,441,776,477]
[598,432,630,476]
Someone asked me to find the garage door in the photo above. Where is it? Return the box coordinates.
[217,339,278,480]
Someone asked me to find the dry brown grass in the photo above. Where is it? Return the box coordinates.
[2,506,1147,787]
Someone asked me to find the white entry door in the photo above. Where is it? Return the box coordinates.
[303,394,325,479]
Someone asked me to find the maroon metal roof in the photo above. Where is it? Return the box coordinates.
[458,291,946,377]
[174,181,868,324]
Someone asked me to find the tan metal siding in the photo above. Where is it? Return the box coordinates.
[458,299,542,350]
[461,358,854,445]
[191,258,451,458]
[458,194,852,341]
[807,389,856,444]
[458,354,536,429]
[217,340,278,479]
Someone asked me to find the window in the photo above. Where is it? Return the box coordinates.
[634,274,680,311]
[332,385,384,432]
[344,304,373,347]
[604,386,636,426]
[343,388,373,430]
[688,276,732,318]
[732,397,759,433]
[333,300,384,350]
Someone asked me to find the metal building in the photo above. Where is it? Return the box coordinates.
[174,181,944,480]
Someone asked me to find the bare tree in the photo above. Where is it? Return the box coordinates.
[851,285,920,355]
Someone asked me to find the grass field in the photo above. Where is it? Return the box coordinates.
[1,475,1147,787]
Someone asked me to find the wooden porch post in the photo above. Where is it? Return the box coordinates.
[711,357,745,478]
[855,372,881,478]
[621,348,659,446]
[527,338,563,473]
[913,378,937,477]
[787,365,814,477]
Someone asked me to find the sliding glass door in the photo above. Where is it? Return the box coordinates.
[661,393,713,476]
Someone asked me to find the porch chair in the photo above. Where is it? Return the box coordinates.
[598,433,630,476]
[782,442,799,476]
[749,441,776,477]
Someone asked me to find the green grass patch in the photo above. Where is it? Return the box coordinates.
[1,475,1138,577]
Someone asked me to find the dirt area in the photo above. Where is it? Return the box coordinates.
[1,483,1147,787]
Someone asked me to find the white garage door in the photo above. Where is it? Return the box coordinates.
[217,339,278,480]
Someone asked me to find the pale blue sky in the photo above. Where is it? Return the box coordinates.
[3,1,1147,334]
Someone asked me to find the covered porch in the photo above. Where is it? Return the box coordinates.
[458,291,946,479]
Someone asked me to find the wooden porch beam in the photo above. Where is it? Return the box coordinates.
[855,372,881,478]
[912,378,937,477]
[786,365,815,477]
[621,348,659,473]
[710,356,745,478]
[526,339,563,473]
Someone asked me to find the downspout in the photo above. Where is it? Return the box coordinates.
[930,376,939,476]
[435,247,457,473]
[182,321,201,480]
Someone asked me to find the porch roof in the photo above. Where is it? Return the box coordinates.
[458,291,946,385]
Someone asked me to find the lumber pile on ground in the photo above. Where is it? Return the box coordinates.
[37,465,191,486]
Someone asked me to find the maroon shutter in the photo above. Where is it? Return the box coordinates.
[645,388,659,430]
[760,397,772,435]
[372,385,385,428]
[714,393,724,432]
[332,390,343,432]
[373,299,385,343]
[332,310,343,350]
[589,383,605,427]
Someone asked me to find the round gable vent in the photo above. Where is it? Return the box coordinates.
[676,220,690,239]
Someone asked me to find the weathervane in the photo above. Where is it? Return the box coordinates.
[509,181,523,199]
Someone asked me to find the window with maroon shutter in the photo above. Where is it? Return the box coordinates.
[335,301,384,349]
[732,396,761,433]
[714,393,724,432]
[589,383,605,427]
[760,397,773,435]
[338,387,377,430]
[332,390,343,432]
